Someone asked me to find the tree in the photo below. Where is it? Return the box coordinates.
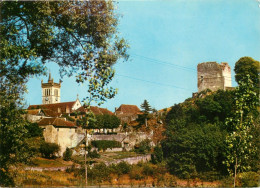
[151,145,163,164]
[63,147,72,161]
[234,57,259,90]
[1,1,128,186]
[224,75,259,187]
[140,99,152,114]
[0,80,34,186]
[39,142,60,159]
[140,99,152,127]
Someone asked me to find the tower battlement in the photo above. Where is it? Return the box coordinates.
[197,62,232,92]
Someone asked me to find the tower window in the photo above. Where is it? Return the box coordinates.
[55,89,58,96]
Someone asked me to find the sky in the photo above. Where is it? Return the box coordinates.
[25,0,260,112]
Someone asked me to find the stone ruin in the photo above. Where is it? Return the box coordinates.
[197,62,232,93]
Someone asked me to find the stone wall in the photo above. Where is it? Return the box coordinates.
[197,62,231,92]
[89,132,153,151]
[105,154,151,166]
[26,114,43,123]
[42,125,80,155]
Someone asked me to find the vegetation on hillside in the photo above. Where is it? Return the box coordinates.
[160,57,259,186]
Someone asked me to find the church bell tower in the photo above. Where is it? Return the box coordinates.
[41,73,61,104]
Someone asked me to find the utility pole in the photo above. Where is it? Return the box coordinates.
[85,114,89,187]
[84,129,88,186]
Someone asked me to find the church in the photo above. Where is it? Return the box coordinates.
[26,73,113,155]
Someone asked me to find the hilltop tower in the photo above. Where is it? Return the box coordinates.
[41,73,61,104]
[197,62,232,92]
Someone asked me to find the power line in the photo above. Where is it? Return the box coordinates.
[116,73,191,91]
[132,53,196,72]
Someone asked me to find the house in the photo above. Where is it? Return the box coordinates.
[76,106,114,115]
[115,104,142,123]
[38,117,84,155]
[28,99,82,117]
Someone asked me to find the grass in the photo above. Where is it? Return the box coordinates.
[72,151,142,164]
[14,169,81,187]
[31,157,73,168]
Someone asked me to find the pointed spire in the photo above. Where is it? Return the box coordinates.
[48,71,52,82]
[77,94,79,100]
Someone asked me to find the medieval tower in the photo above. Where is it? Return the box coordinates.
[197,62,232,92]
[41,73,61,104]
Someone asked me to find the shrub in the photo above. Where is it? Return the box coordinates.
[87,149,100,159]
[115,161,131,175]
[63,147,72,161]
[143,163,155,176]
[91,140,121,151]
[134,139,151,154]
[238,171,260,187]
[39,142,60,158]
[24,122,43,138]
[151,145,163,164]
[129,166,144,180]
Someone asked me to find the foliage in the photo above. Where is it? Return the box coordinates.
[80,114,120,130]
[162,90,235,179]
[86,146,100,159]
[162,123,227,179]
[166,90,235,125]
[1,1,128,186]
[224,75,259,187]
[140,99,152,114]
[234,57,259,90]
[62,114,75,122]
[138,100,152,126]
[24,122,43,138]
[237,171,260,187]
[87,163,111,184]
[88,149,100,159]
[113,161,131,175]
[0,85,33,186]
[134,139,151,154]
[91,140,121,151]
[39,142,60,159]
[151,145,163,164]
[63,147,72,161]
[1,1,128,87]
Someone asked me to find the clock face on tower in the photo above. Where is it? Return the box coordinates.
[55,97,58,101]
[45,97,49,101]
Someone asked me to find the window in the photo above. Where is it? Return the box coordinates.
[55,89,58,96]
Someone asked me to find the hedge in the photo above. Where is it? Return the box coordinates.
[91,140,121,151]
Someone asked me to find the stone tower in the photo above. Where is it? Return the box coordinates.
[197,62,232,92]
[41,73,61,104]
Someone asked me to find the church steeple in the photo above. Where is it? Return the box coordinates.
[42,72,61,104]
[48,72,53,83]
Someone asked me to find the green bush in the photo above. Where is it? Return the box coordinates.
[238,171,260,187]
[63,147,72,161]
[91,140,121,151]
[129,166,144,180]
[87,149,100,159]
[24,122,43,138]
[151,145,163,164]
[39,142,60,158]
[134,139,151,154]
[115,161,131,175]
[143,163,155,176]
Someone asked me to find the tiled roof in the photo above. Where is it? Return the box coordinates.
[38,117,76,128]
[26,109,41,115]
[99,107,114,115]
[42,109,60,117]
[76,106,113,115]
[115,104,141,115]
[28,101,76,115]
